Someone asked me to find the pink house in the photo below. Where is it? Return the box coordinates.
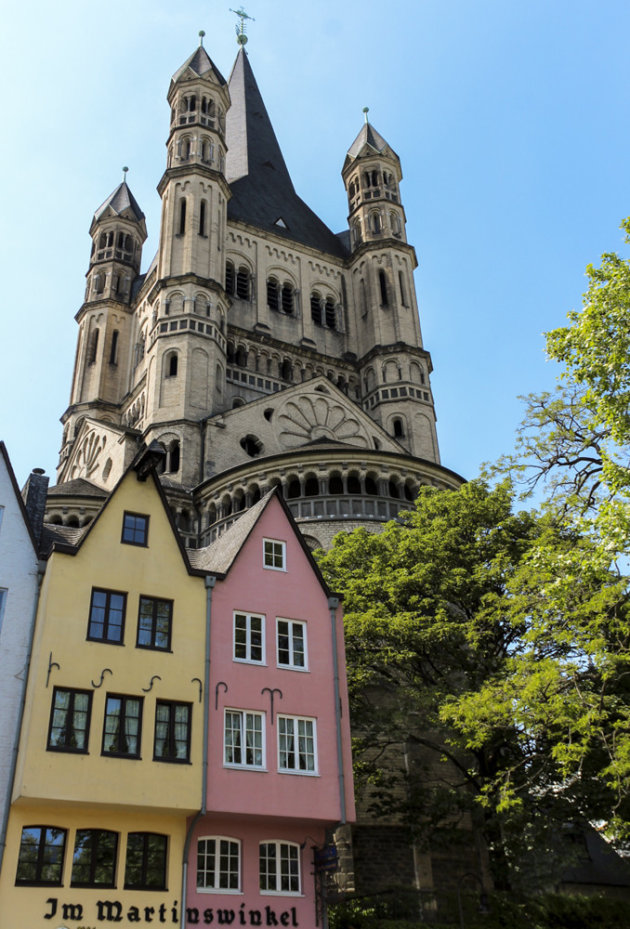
[183,490,354,928]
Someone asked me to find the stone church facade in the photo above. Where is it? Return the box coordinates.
[48,37,462,549]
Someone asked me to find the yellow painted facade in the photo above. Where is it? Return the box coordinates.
[0,468,207,925]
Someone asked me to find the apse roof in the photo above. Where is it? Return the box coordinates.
[225,49,348,259]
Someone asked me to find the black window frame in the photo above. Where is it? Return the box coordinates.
[47,686,93,754]
[87,587,127,645]
[102,693,143,759]
[136,596,173,652]
[15,826,67,886]
[70,829,118,888]
[154,700,192,763]
[124,832,168,890]
[121,511,149,547]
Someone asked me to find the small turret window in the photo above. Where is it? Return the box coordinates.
[88,328,100,365]
[109,330,119,365]
[310,292,322,326]
[226,261,235,296]
[393,417,405,439]
[200,97,216,128]
[199,200,207,237]
[236,267,250,300]
[281,283,295,315]
[180,95,197,125]
[399,271,408,306]
[94,273,105,295]
[370,211,383,235]
[390,212,402,238]
[182,138,192,161]
[200,138,213,164]
[97,231,114,260]
[379,270,389,306]
[178,199,187,236]
[267,277,279,312]
[165,352,178,378]
[325,297,336,329]
[115,232,134,262]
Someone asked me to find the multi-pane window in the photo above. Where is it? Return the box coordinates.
[278,716,316,773]
[197,837,241,892]
[124,833,167,890]
[224,710,264,768]
[276,619,306,670]
[259,841,300,894]
[233,612,264,663]
[121,511,149,546]
[102,695,142,758]
[87,588,126,644]
[47,687,92,753]
[263,538,285,571]
[137,596,172,651]
[71,830,118,887]
[15,826,66,885]
[154,701,191,763]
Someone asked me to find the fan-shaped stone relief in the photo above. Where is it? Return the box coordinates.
[276,393,370,449]
[71,429,107,479]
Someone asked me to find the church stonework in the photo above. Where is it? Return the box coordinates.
[50,37,462,547]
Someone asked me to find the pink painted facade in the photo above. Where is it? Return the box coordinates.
[185,494,354,928]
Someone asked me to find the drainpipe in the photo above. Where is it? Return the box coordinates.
[180,574,215,928]
[327,596,346,825]
[0,559,46,874]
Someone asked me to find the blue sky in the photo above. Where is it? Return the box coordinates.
[2,0,629,488]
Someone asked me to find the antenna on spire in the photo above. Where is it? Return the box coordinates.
[231,7,255,45]
[362,107,369,124]
[122,166,129,182]
[199,30,206,46]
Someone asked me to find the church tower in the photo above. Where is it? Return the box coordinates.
[52,30,462,547]
[343,118,439,462]
[59,178,147,475]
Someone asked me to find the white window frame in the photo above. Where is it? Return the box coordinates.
[259,840,301,895]
[196,836,241,894]
[276,618,307,671]
[277,715,317,775]
[224,709,265,770]
[263,538,286,571]
[233,611,265,665]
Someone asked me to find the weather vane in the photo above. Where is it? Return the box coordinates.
[231,7,255,45]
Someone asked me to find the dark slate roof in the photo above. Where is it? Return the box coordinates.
[188,491,273,575]
[47,478,106,498]
[171,45,226,86]
[225,49,348,259]
[561,827,630,888]
[41,524,88,548]
[347,121,397,160]
[93,181,145,225]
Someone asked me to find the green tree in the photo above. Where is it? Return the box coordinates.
[318,481,630,887]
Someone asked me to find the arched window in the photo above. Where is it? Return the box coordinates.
[329,473,343,494]
[182,138,192,161]
[370,211,383,235]
[393,417,405,439]
[287,478,300,499]
[178,199,187,236]
[236,267,250,300]
[379,270,389,306]
[235,346,248,368]
[267,277,279,312]
[94,273,105,295]
[304,475,319,496]
[281,283,294,315]
[360,279,367,317]
[166,352,178,378]
[109,330,119,365]
[200,97,215,127]
[200,138,213,164]
[280,359,293,382]
[225,261,235,296]
[324,297,336,329]
[198,200,207,236]
[352,221,362,247]
[240,435,263,457]
[215,363,223,393]
[399,271,408,306]
[310,292,322,326]
[390,212,402,238]
[88,328,99,364]
[167,440,180,473]
[347,474,361,494]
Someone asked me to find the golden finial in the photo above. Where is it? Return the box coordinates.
[231,7,255,45]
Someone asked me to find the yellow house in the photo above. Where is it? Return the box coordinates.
[0,452,209,925]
